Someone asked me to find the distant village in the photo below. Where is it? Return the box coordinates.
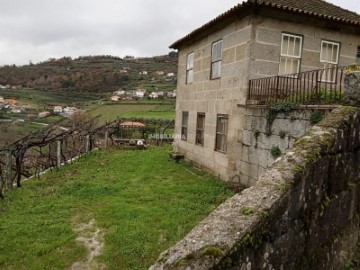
[110,88,176,102]
[0,93,84,121]
[109,70,177,101]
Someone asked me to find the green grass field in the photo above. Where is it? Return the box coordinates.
[0,88,107,108]
[0,146,233,269]
[88,103,175,124]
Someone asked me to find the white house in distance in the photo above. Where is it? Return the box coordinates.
[166,72,175,77]
[38,111,50,118]
[0,96,4,103]
[113,90,126,96]
[149,92,159,99]
[155,71,164,75]
[62,107,79,117]
[157,91,165,97]
[133,89,146,98]
[11,108,22,114]
[167,90,177,98]
[110,95,120,101]
[53,106,63,114]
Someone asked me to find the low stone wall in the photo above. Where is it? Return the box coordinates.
[237,106,331,187]
[150,106,360,270]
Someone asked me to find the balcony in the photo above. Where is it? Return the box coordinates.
[248,65,359,106]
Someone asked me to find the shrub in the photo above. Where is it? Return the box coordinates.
[279,130,286,139]
[310,110,324,125]
[270,146,282,159]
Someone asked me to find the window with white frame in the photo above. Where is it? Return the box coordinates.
[181,112,189,141]
[211,40,223,79]
[279,33,303,75]
[320,40,340,82]
[186,52,194,84]
[215,114,228,153]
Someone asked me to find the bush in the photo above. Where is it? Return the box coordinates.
[310,110,324,125]
[270,146,282,159]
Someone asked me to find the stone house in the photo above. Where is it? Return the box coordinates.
[171,0,360,183]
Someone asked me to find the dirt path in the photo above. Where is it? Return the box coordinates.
[70,218,106,270]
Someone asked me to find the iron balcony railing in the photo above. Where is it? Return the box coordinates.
[248,65,359,105]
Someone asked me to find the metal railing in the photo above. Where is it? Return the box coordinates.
[248,65,358,105]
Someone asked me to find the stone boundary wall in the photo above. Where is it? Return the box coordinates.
[150,106,360,270]
[237,107,315,187]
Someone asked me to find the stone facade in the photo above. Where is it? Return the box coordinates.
[151,106,360,270]
[174,12,360,184]
[345,71,360,106]
[237,108,318,187]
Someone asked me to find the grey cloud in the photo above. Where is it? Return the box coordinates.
[0,0,358,65]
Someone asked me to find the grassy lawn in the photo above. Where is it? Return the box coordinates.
[0,146,233,269]
[89,103,175,123]
[121,107,175,120]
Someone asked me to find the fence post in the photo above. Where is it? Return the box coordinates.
[85,135,90,153]
[104,129,108,149]
[57,140,61,168]
[275,76,280,102]
[5,150,12,192]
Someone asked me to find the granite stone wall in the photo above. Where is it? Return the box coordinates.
[345,71,360,107]
[236,107,314,187]
[151,106,360,270]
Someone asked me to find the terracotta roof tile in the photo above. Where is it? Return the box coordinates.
[170,0,360,49]
[255,0,360,23]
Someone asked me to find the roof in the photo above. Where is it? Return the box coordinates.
[170,0,360,49]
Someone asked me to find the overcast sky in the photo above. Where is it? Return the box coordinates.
[0,0,359,66]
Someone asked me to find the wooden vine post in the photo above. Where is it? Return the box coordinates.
[5,150,13,192]
[56,140,61,168]
[85,134,90,153]
[104,129,109,149]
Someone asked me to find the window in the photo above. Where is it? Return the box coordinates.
[181,112,189,141]
[196,113,205,146]
[357,46,360,64]
[279,33,303,75]
[215,114,228,153]
[186,52,194,84]
[211,40,223,79]
[320,40,340,82]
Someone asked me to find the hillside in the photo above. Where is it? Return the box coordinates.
[0,54,178,93]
